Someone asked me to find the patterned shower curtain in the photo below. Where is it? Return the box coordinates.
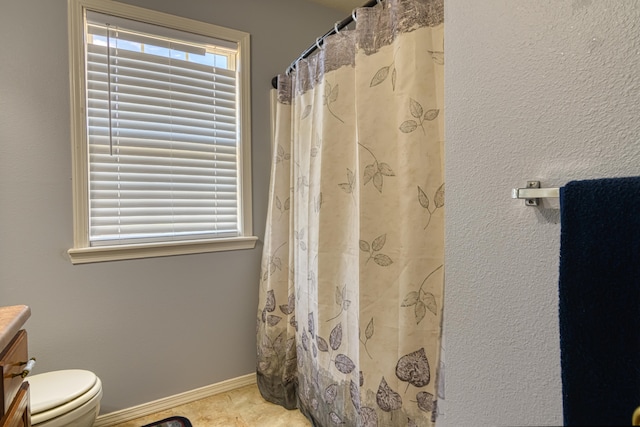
[257,0,444,425]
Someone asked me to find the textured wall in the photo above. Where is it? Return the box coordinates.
[443,1,640,426]
[0,0,343,414]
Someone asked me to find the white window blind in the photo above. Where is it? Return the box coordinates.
[85,12,241,246]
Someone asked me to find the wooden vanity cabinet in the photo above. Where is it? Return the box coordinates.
[0,330,30,427]
[0,383,29,427]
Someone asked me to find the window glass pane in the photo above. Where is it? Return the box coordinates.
[169,49,186,61]
[190,53,215,67]
[215,55,228,69]
[144,44,170,58]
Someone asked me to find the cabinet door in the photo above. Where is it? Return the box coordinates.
[1,331,28,416]
[0,382,30,427]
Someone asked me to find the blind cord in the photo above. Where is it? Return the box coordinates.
[106,24,114,156]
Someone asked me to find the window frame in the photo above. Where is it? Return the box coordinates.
[67,0,256,264]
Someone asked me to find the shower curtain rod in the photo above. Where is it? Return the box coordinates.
[271,0,381,89]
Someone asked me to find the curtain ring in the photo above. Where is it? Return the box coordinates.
[287,59,297,76]
[315,37,323,50]
[288,55,302,76]
[334,21,340,34]
[352,9,357,22]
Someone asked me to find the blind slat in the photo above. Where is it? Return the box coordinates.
[91,199,237,208]
[89,190,239,199]
[90,163,238,176]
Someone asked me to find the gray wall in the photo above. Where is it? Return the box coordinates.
[443,1,640,426]
[0,0,343,414]
[6,0,639,423]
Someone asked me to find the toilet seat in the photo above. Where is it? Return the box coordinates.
[28,370,102,425]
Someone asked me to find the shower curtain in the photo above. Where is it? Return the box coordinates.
[257,0,444,425]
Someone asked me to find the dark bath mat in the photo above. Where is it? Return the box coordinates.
[142,416,193,427]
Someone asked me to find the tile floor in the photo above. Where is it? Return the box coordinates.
[110,384,310,427]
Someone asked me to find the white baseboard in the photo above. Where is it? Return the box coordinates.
[93,373,257,427]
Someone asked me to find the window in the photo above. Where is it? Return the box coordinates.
[67,0,255,264]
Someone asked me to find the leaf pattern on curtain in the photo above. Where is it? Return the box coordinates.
[359,143,396,193]
[370,60,397,90]
[400,99,440,135]
[258,0,444,424]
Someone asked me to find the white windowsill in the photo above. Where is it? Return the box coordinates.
[67,236,258,264]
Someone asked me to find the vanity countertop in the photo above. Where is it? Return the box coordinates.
[0,305,31,352]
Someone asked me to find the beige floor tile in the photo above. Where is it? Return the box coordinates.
[109,384,310,427]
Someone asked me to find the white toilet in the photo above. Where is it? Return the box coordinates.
[26,370,103,427]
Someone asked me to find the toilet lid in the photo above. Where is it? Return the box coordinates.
[28,369,98,414]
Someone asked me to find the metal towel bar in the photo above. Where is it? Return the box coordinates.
[511,181,560,206]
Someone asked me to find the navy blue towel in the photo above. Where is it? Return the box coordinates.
[559,177,640,426]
